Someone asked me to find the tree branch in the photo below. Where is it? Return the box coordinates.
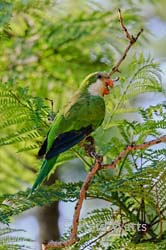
[42,158,103,250]
[109,9,144,76]
[102,136,166,170]
[42,136,166,249]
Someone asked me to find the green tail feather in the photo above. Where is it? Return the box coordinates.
[30,156,58,194]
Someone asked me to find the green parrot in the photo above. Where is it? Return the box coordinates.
[31,72,114,193]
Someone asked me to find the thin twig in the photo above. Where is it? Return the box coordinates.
[102,136,166,170]
[42,135,166,249]
[109,9,144,76]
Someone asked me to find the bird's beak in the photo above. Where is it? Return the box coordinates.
[105,79,114,88]
[103,86,110,95]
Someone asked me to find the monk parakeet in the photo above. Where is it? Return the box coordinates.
[31,72,114,193]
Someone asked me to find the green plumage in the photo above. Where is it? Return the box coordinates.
[31,72,107,193]
[47,92,105,148]
[31,157,58,192]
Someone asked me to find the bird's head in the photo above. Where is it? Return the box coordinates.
[80,72,114,97]
[95,73,114,96]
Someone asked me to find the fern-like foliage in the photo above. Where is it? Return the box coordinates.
[0,2,13,41]
[103,55,163,129]
[0,82,51,193]
[0,227,33,250]
[0,1,165,249]
[1,102,165,249]
[0,181,82,224]
[0,83,49,149]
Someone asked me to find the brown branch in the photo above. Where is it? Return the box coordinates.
[42,158,103,250]
[42,135,166,249]
[109,9,144,77]
[102,136,166,170]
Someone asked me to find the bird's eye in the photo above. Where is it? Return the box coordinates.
[97,73,102,79]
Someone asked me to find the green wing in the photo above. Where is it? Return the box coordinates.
[47,92,105,152]
[31,91,105,193]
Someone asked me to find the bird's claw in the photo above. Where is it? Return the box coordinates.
[90,151,103,162]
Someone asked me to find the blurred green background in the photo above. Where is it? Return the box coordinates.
[0,0,165,249]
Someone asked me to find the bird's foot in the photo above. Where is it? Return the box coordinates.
[84,136,103,163]
[84,136,96,155]
[90,151,103,162]
[83,136,103,162]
